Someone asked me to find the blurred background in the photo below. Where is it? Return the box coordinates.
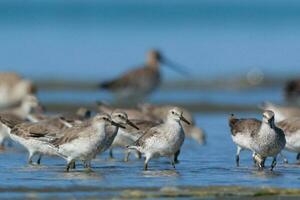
[1,1,299,80]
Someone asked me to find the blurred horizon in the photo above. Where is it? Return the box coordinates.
[1,0,300,81]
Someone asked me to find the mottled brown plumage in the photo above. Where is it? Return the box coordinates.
[229,114,261,137]
[0,113,25,129]
[11,121,61,140]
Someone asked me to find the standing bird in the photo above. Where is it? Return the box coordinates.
[228,114,260,167]
[128,107,190,170]
[99,50,188,103]
[250,111,286,170]
[49,114,124,172]
[139,103,206,144]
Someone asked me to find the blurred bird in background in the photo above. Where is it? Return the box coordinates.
[98,49,188,104]
[0,72,36,108]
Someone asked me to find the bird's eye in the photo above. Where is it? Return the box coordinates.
[118,114,122,117]
[172,111,175,114]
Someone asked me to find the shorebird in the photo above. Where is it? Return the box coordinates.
[228,114,260,166]
[98,111,139,155]
[98,50,188,103]
[128,107,190,170]
[261,102,300,123]
[250,110,286,170]
[49,113,124,172]
[0,72,36,108]
[9,120,65,164]
[277,117,300,162]
[139,103,206,144]
[0,95,40,149]
[285,78,300,101]
[97,101,160,160]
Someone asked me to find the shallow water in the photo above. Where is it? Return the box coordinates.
[1,111,300,198]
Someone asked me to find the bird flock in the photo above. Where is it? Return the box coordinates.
[0,50,300,173]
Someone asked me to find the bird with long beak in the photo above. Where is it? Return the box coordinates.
[99,49,189,103]
[127,107,190,170]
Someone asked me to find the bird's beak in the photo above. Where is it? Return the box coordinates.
[111,120,126,129]
[180,115,191,125]
[161,57,190,76]
[126,119,139,130]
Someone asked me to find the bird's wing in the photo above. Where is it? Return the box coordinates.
[100,66,148,90]
[134,125,162,147]
[0,113,25,128]
[230,118,261,137]
[277,118,300,135]
[50,126,88,147]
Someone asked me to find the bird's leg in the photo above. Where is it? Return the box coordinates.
[236,146,242,167]
[109,148,114,159]
[36,154,42,165]
[28,151,35,165]
[254,154,264,170]
[84,161,93,172]
[271,156,277,171]
[174,150,180,164]
[144,155,152,171]
[297,153,300,161]
[279,152,288,164]
[83,161,89,168]
[135,150,142,159]
[252,152,257,166]
[124,149,131,162]
[65,161,73,172]
[70,161,76,169]
[170,155,176,169]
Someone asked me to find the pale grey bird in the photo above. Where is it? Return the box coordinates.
[250,110,286,170]
[228,114,259,166]
[139,103,206,144]
[128,107,190,170]
[49,113,124,172]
